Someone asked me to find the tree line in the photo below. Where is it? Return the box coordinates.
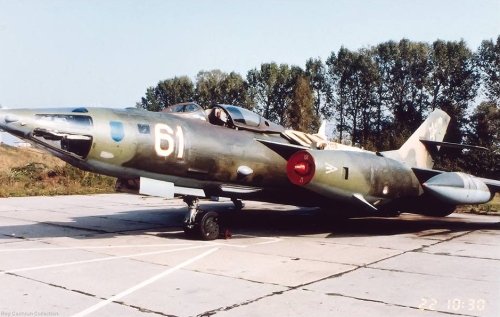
[136,37,500,179]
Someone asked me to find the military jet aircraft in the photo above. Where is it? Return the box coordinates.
[0,103,498,240]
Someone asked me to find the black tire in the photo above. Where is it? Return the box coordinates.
[197,211,220,241]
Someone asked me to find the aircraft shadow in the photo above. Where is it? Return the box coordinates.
[218,209,500,238]
[0,202,498,240]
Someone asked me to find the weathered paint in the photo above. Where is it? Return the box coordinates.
[0,105,496,216]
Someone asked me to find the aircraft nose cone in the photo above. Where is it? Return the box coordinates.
[0,111,6,127]
[0,110,20,129]
[0,110,28,136]
[4,114,20,124]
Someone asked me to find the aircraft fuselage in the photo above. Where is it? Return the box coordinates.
[0,107,429,211]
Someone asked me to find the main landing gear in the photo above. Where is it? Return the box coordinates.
[182,196,244,240]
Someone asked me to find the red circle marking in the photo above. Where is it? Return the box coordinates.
[286,150,315,185]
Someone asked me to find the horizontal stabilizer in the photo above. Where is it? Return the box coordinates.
[419,139,489,151]
[256,138,308,160]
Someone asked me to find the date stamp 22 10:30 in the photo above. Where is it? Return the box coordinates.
[419,298,486,312]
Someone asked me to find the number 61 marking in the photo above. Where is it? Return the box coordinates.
[154,123,185,159]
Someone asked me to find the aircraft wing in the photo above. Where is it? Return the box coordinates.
[255,138,308,160]
[411,167,443,183]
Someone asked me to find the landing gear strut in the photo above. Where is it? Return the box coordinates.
[182,196,220,240]
[182,196,200,238]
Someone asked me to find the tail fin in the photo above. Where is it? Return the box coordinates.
[380,109,450,169]
[315,120,327,141]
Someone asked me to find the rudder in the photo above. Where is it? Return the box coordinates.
[381,109,450,169]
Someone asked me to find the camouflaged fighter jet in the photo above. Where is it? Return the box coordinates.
[0,103,499,240]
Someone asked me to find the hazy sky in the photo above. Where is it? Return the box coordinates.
[0,0,499,110]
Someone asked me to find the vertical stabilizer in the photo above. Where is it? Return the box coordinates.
[381,109,450,169]
[314,120,327,141]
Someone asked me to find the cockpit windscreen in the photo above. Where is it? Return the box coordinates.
[225,106,260,127]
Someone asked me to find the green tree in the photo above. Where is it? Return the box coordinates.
[477,36,500,105]
[326,47,379,147]
[272,64,293,125]
[325,47,351,143]
[219,71,251,109]
[194,70,250,109]
[305,58,329,122]
[136,76,195,111]
[463,102,500,178]
[136,87,161,112]
[247,62,295,125]
[369,42,395,150]
[194,70,226,109]
[373,40,431,145]
[428,40,480,144]
[247,63,280,120]
[287,71,318,133]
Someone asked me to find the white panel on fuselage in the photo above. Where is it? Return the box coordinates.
[139,177,205,198]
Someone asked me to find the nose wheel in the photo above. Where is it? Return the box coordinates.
[182,196,220,240]
[197,211,220,240]
[183,211,220,240]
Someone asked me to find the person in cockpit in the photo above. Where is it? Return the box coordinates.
[209,107,228,127]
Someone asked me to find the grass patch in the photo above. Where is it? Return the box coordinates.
[0,144,115,197]
[0,163,115,197]
[465,193,500,215]
[0,143,64,172]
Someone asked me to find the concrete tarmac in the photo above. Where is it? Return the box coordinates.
[0,194,498,317]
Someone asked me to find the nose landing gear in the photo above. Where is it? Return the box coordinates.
[182,196,220,240]
[197,211,220,240]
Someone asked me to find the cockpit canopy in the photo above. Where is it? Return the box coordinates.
[162,102,285,133]
[161,102,207,121]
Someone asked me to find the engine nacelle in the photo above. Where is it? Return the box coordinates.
[286,149,420,205]
[423,172,492,205]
